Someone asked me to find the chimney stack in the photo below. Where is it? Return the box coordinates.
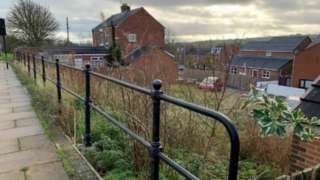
[121,3,130,13]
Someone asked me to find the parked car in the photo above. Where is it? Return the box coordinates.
[199,76,223,91]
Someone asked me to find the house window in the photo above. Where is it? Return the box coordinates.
[128,33,136,43]
[252,69,259,78]
[230,67,237,74]
[299,79,313,89]
[239,68,246,75]
[262,70,271,79]
[90,57,103,68]
[266,51,272,57]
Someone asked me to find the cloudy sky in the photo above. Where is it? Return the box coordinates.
[1,0,319,43]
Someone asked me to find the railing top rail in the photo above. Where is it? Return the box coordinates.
[90,71,152,96]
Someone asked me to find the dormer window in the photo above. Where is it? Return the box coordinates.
[128,33,136,43]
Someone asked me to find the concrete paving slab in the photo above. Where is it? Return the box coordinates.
[0,125,44,140]
[0,170,25,180]
[26,162,69,180]
[16,118,40,128]
[0,139,19,155]
[0,120,15,130]
[19,134,53,151]
[0,112,36,122]
[0,149,58,173]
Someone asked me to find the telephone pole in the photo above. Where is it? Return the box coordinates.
[66,17,70,45]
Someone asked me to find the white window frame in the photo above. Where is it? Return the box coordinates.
[230,67,237,75]
[128,33,137,43]
[262,70,271,79]
[299,79,313,89]
[90,57,103,68]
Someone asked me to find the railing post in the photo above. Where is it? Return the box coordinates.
[56,59,62,103]
[41,56,46,85]
[27,54,31,74]
[150,79,162,180]
[32,55,36,81]
[23,53,26,67]
[84,63,92,147]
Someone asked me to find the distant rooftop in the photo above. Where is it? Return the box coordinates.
[45,46,108,55]
[92,7,142,33]
[231,56,291,70]
[241,35,310,52]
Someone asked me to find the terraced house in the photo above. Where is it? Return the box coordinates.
[230,35,317,88]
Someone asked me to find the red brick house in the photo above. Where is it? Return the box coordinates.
[229,35,312,88]
[292,36,320,89]
[92,4,165,57]
[230,56,292,85]
[92,4,177,83]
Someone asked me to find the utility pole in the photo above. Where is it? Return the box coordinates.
[66,17,70,45]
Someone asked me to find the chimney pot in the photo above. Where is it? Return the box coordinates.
[121,3,130,13]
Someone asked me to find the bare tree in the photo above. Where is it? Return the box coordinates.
[7,0,59,46]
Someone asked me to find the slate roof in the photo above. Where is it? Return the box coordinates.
[46,47,109,55]
[231,56,291,70]
[187,47,213,56]
[297,76,320,118]
[92,8,142,33]
[241,35,309,52]
[308,35,320,48]
[124,46,174,63]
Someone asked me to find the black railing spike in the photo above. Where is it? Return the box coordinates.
[56,59,62,103]
[84,63,92,147]
[41,56,46,85]
[32,55,36,81]
[150,79,162,180]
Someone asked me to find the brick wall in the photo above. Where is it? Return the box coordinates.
[130,48,177,83]
[292,43,320,88]
[116,8,165,56]
[92,27,112,47]
[290,135,320,173]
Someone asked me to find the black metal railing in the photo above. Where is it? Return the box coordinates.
[14,52,240,180]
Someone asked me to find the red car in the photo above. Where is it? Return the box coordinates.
[199,77,224,91]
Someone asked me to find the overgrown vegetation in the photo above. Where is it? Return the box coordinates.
[12,59,295,179]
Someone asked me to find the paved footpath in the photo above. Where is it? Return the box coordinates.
[0,62,69,180]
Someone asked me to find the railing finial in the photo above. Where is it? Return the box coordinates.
[152,79,162,91]
[85,63,90,69]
